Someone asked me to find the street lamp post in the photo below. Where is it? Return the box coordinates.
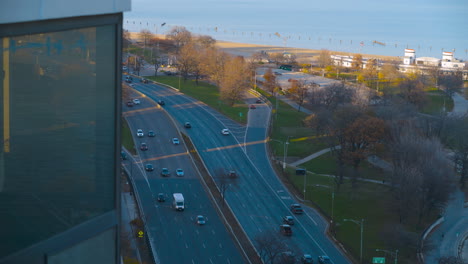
[283,137,290,170]
[344,218,364,263]
[331,192,335,221]
[375,249,398,264]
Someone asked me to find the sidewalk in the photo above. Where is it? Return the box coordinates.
[121,185,143,263]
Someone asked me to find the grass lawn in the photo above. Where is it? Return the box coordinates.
[422,90,454,114]
[286,170,412,263]
[300,152,387,181]
[122,118,136,155]
[146,76,249,124]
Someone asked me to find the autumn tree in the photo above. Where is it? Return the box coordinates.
[361,58,379,88]
[397,76,427,109]
[194,35,216,49]
[126,56,143,76]
[220,56,250,105]
[351,54,363,71]
[177,42,198,81]
[438,71,463,97]
[201,47,229,87]
[317,49,333,68]
[315,82,355,110]
[288,79,309,112]
[263,68,278,94]
[123,29,131,52]
[379,62,401,91]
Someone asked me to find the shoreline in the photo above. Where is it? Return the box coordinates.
[128,32,400,63]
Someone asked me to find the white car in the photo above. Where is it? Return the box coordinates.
[172,138,180,145]
[133,98,140,105]
[137,129,144,137]
[176,168,184,177]
[221,129,230,135]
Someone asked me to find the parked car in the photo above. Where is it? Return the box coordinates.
[145,164,154,171]
[283,215,294,225]
[318,256,331,264]
[221,129,230,135]
[161,168,169,177]
[197,215,206,225]
[279,224,292,236]
[184,122,191,128]
[290,204,304,214]
[172,138,180,145]
[137,129,144,137]
[176,168,184,177]
[147,130,155,137]
[140,143,148,151]
[158,100,165,106]
[302,254,313,264]
[157,193,165,202]
[133,98,140,105]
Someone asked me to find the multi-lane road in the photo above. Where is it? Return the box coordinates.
[129,79,351,264]
[122,91,245,264]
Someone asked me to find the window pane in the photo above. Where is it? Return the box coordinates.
[0,25,116,257]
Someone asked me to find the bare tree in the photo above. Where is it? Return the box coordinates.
[254,232,289,264]
[139,29,153,47]
[194,35,216,49]
[202,47,229,87]
[177,42,198,81]
[397,76,427,109]
[316,82,355,110]
[439,71,463,97]
[220,56,250,105]
[442,114,468,188]
[317,49,333,68]
[438,256,465,264]
[167,26,192,53]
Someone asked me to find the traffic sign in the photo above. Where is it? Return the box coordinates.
[372,257,385,264]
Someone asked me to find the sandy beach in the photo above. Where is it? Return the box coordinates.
[128,32,399,63]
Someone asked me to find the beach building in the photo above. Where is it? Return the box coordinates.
[330,54,381,69]
[403,49,416,65]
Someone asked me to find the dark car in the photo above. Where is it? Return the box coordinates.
[141,78,148,83]
[158,100,165,106]
[148,130,155,137]
[140,143,148,151]
[121,151,127,160]
[126,101,134,107]
[283,215,294,225]
[290,204,304,214]
[161,168,169,177]
[228,170,237,178]
[249,104,256,109]
[302,254,313,264]
[280,224,292,236]
[318,256,331,264]
[145,164,154,171]
[184,122,191,128]
[157,193,165,202]
[256,99,262,104]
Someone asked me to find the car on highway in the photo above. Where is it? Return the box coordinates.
[283,215,294,225]
[126,101,134,107]
[176,168,184,177]
[221,129,230,135]
[158,100,165,106]
[228,170,237,178]
[141,78,148,83]
[301,254,313,264]
[147,130,155,137]
[121,151,127,160]
[279,224,292,236]
[133,98,140,105]
[256,99,262,104]
[184,122,191,128]
[140,143,148,151]
[157,193,165,202]
[161,168,169,177]
[137,129,144,137]
[145,164,154,171]
[249,104,256,109]
[290,204,304,214]
[172,138,180,145]
[196,215,206,225]
[318,256,331,264]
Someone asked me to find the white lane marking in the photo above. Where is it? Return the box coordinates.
[186,243,189,249]
[242,203,246,208]
[219,243,223,248]
[227,259,231,264]
[196,229,199,235]
[210,259,214,264]
[192,259,195,264]
[211,229,216,235]
[203,243,206,249]
[179,229,183,235]
[280,196,291,200]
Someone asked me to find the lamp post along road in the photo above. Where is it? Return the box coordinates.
[344,218,364,263]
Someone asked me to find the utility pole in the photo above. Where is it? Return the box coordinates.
[344,218,364,263]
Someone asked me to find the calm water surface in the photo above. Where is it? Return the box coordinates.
[124,0,468,59]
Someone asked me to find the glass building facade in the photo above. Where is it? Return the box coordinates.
[0,13,122,263]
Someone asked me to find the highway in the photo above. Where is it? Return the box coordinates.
[133,79,351,264]
[122,88,245,264]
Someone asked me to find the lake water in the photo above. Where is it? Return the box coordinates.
[124,0,468,59]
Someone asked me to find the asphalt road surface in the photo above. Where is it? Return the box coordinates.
[122,88,245,264]
[133,79,351,264]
